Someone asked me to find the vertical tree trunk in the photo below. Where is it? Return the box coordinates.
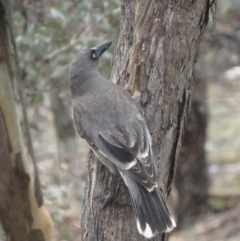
[0,1,53,240]
[49,76,76,163]
[81,1,211,240]
[174,63,209,228]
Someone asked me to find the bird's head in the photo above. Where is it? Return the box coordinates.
[69,40,113,81]
[90,40,113,61]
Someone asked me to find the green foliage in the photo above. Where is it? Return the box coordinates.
[13,0,120,106]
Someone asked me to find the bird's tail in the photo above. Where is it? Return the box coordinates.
[121,173,176,239]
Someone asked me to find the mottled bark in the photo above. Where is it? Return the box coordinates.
[81,0,211,240]
[0,1,53,240]
[174,63,209,228]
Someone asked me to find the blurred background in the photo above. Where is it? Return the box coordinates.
[4,0,240,240]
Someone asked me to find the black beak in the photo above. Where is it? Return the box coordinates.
[91,40,113,58]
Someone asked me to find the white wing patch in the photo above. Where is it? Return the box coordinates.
[137,147,149,159]
[125,158,137,169]
[146,184,158,192]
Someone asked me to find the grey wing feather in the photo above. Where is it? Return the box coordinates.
[96,113,157,190]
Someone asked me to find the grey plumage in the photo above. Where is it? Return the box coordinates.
[69,41,176,238]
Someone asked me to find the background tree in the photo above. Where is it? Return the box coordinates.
[171,1,240,239]
[174,62,209,228]
[81,1,212,240]
[0,0,53,240]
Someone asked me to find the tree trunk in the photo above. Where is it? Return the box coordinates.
[81,1,211,240]
[174,63,209,228]
[0,1,53,240]
[49,76,76,163]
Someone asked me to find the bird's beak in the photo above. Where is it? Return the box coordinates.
[91,40,113,58]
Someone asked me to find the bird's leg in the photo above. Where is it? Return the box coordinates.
[100,174,118,209]
[97,174,132,210]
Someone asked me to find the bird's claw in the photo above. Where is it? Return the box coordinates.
[95,174,132,210]
[97,191,132,210]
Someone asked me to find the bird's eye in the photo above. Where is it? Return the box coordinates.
[92,51,96,59]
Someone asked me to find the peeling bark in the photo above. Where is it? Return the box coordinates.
[0,1,53,240]
[81,0,211,240]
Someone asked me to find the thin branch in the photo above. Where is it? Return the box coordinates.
[43,7,120,63]
[43,37,81,62]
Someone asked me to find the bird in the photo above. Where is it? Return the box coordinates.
[69,40,176,239]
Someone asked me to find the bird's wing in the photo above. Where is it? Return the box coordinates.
[96,113,157,190]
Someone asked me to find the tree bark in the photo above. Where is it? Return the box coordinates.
[49,76,76,163]
[174,63,209,228]
[0,1,53,240]
[81,1,211,240]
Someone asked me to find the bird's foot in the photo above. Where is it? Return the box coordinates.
[95,174,132,210]
[98,190,132,210]
[99,191,114,210]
